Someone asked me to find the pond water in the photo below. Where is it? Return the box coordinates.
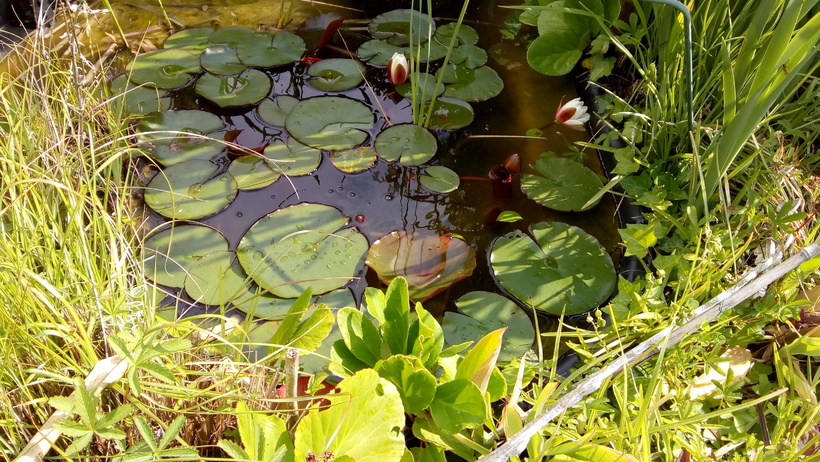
[114,0,621,337]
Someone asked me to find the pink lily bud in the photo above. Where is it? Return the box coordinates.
[387,52,409,85]
[555,97,590,131]
[503,153,521,174]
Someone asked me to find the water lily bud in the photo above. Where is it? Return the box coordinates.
[387,52,409,85]
[555,97,590,131]
[503,153,521,173]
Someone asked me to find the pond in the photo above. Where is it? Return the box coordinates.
[109,0,624,365]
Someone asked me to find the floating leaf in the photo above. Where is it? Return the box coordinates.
[366,231,476,301]
[184,250,249,305]
[209,27,256,47]
[443,291,534,363]
[228,155,282,190]
[136,109,226,166]
[329,146,377,173]
[233,289,297,320]
[412,39,448,62]
[437,64,503,102]
[196,69,272,107]
[496,211,523,223]
[423,97,474,130]
[396,73,444,99]
[144,160,238,219]
[127,49,200,89]
[307,59,366,91]
[521,157,604,212]
[256,95,300,127]
[419,166,459,193]
[369,9,435,46]
[163,27,214,53]
[490,222,615,315]
[200,44,247,75]
[237,203,368,298]
[434,23,479,46]
[142,224,229,288]
[374,124,437,165]
[236,30,306,67]
[449,44,488,69]
[263,138,322,176]
[357,39,404,66]
[286,96,374,151]
[109,75,170,116]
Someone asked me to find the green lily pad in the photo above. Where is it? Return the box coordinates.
[356,39,404,66]
[521,157,604,211]
[144,160,238,219]
[366,231,476,301]
[422,97,474,130]
[369,9,435,46]
[434,23,478,46]
[420,166,459,193]
[437,64,503,102]
[307,59,366,91]
[127,48,201,89]
[443,291,535,363]
[136,110,226,166]
[374,124,437,165]
[184,250,249,305]
[200,44,248,75]
[232,288,296,319]
[490,222,616,315]
[163,27,215,53]
[329,146,377,173]
[263,138,322,176]
[236,30,306,67]
[285,97,374,151]
[196,69,271,107]
[256,95,300,127]
[411,39,447,62]
[209,26,256,47]
[109,75,170,116]
[396,73,444,100]
[228,155,282,190]
[142,224,229,288]
[237,203,368,298]
[449,44,488,69]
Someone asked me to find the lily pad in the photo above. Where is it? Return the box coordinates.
[420,166,459,193]
[136,110,226,166]
[184,250,249,305]
[256,95,300,127]
[449,44,488,69]
[521,157,604,212]
[490,222,616,315]
[434,23,479,46]
[144,160,238,219]
[369,9,435,47]
[396,73,444,100]
[307,59,366,91]
[374,124,437,165]
[437,65,503,102]
[232,288,297,320]
[109,75,170,116]
[163,27,215,53]
[422,97,474,130]
[285,96,374,151]
[357,39,404,66]
[263,138,322,176]
[237,203,368,298]
[443,291,535,363]
[142,224,229,288]
[411,39,447,62]
[208,27,256,47]
[329,146,377,173]
[127,48,201,89]
[200,44,248,75]
[196,69,272,107]
[228,155,282,190]
[236,30,306,67]
[366,231,476,301]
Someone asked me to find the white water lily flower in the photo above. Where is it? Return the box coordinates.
[387,52,409,85]
[555,97,590,131]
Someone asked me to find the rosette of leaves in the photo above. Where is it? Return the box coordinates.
[521,157,604,212]
[490,221,616,315]
[135,109,226,165]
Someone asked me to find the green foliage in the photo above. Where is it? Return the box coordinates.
[118,415,200,461]
[218,402,293,462]
[51,380,132,456]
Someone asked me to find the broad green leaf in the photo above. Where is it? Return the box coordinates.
[96,403,133,429]
[142,224,229,288]
[437,65,503,102]
[521,157,604,212]
[294,369,405,462]
[196,69,272,107]
[375,355,437,415]
[135,109,226,166]
[383,277,411,355]
[235,401,294,462]
[412,416,477,461]
[109,75,170,116]
[527,30,585,76]
[357,39,404,66]
[228,155,282,190]
[144,160,237,220]
[551,442,639,462]
[374,124,438,165]
[449,44,488,69]
[396,73,445,100]
[329,146,378,173]
[257,95,300,127]
[269,288,312,349]
[330,339,371,378]
[412,304,444,371]
[434,23,478,46]
[290,307,334,353]
[423,97,474,130]
[487,366,508,402]
[236,30,306,67]
[200,44,247,75]
[158,415,187,449]
[263,138,322,177]
[286,96,374,151]
[420,166,459,193]
[163,27,214,52]
[429,379,487,434]
[307,59,366,91]
[496,211,522,223]
[369,9,435,46]
[184,250,249,305]
[617,222,657,258]
[455,328,505,393]
[127,49,200,89]
[411,444,447,462]
[365,287,387,326]
[337,307,382,367]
